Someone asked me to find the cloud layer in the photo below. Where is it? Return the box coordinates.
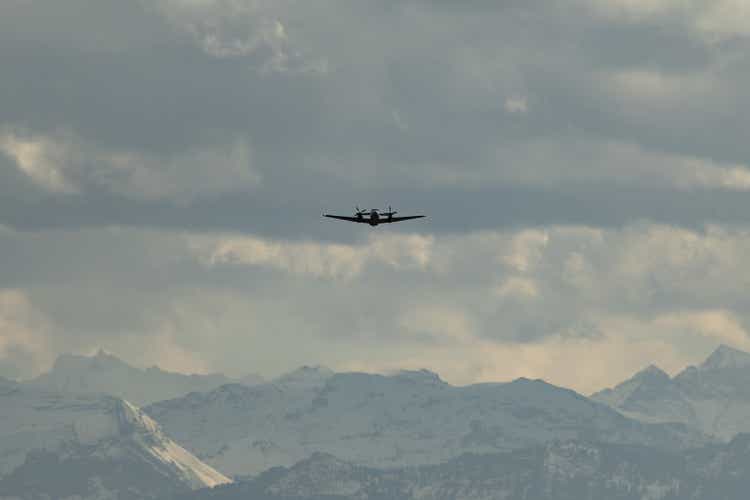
[2,0,750,391]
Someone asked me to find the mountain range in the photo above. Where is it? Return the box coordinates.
[7,345,750,499]
[0,376,230,500]
[592,344,750,439]
[178,435,750,500]
[28,349,264,406]
[145,368,706,478]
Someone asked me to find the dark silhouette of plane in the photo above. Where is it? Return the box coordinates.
[324,206,425,227]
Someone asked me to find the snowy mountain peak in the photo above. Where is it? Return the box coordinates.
[274,365,334,389]
[53,350,128,371]
[634,364,670,380]
[700,345,750,371]
[594,345,750,441]
[147,366,707,478]
[590,364,674,410]
[31,351,234,406]
[393,369,445,385]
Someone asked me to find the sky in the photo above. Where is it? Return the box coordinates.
[2,0,750,393]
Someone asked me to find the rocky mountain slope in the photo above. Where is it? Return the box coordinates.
[178,434,750,500]
[0,377,230,500]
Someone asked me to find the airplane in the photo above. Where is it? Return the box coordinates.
[324,206,425,226]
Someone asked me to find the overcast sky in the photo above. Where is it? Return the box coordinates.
[2,0,750,393]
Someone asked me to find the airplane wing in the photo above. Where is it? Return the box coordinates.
[324,215,366,223]
[381,216,426,223]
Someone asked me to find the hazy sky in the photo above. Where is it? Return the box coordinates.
[2,0,750,393]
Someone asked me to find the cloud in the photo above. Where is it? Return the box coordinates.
[5,0,750,395]
[398,305,475,343]
[501,229,550,272]
[177,223,750,390]
[605,68,718,105]
[696,1,750,39]
[2,0,750,235]
[585,0,750,40]
[2,221,750,391]
[651,309,750,349]
[0,290,54,379]
[0,129,259,202]
[191,232,435,279]
[489,138,750,193]
[504,96,528,114]
[0,132,77,194]
[343,308,749,394]
[494,277,540,300]
[583,0,688,20]
[337,330,686,395]
[151,0,323,73]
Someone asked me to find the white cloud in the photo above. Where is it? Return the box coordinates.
[501,229,550,272]
[324,136,750,193]
[0,132,77,194]
[0,129,259,201]
[192,232,435,280]
[494,277,540,300]
[358,224,750,389]
[491,138,750,192]
[585,0,750,40]
[608,224,750,304]
[3,221,750,391]
[504,96,528,114]
[179,222,750,392]
[338,332,685,395]
[652,309,750,349]
[208,237,366,279]
[101,138,259,201]
[6,0,750,393]
[583,0,686,19]
[696,1,750,39]
[606,69,717,104]
[342,308,750,395]
[398,305,475,343]
[152,0,323,73]
[0,290,54,379]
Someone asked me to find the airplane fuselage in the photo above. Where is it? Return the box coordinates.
[368,209,380,226]
[357,209,392,226]
[324,207,423,226]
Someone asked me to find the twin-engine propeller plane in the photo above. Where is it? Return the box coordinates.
[324,206,425,227]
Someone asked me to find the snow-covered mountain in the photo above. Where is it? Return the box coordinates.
[28,350,263,406]
[0,380,230,500]
[273,365,335,391]
[146,368,707,478]
[592,344,750,440]
[180,435,750,500]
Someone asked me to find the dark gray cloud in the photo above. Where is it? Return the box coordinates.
[2,0,750,390]
[1,0,750,237]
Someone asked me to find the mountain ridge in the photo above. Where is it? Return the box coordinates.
[593,344,750,439]
[179,436,750,500]
[28,350,264,406]
[146,368,708,477]
[0,382,230,499]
